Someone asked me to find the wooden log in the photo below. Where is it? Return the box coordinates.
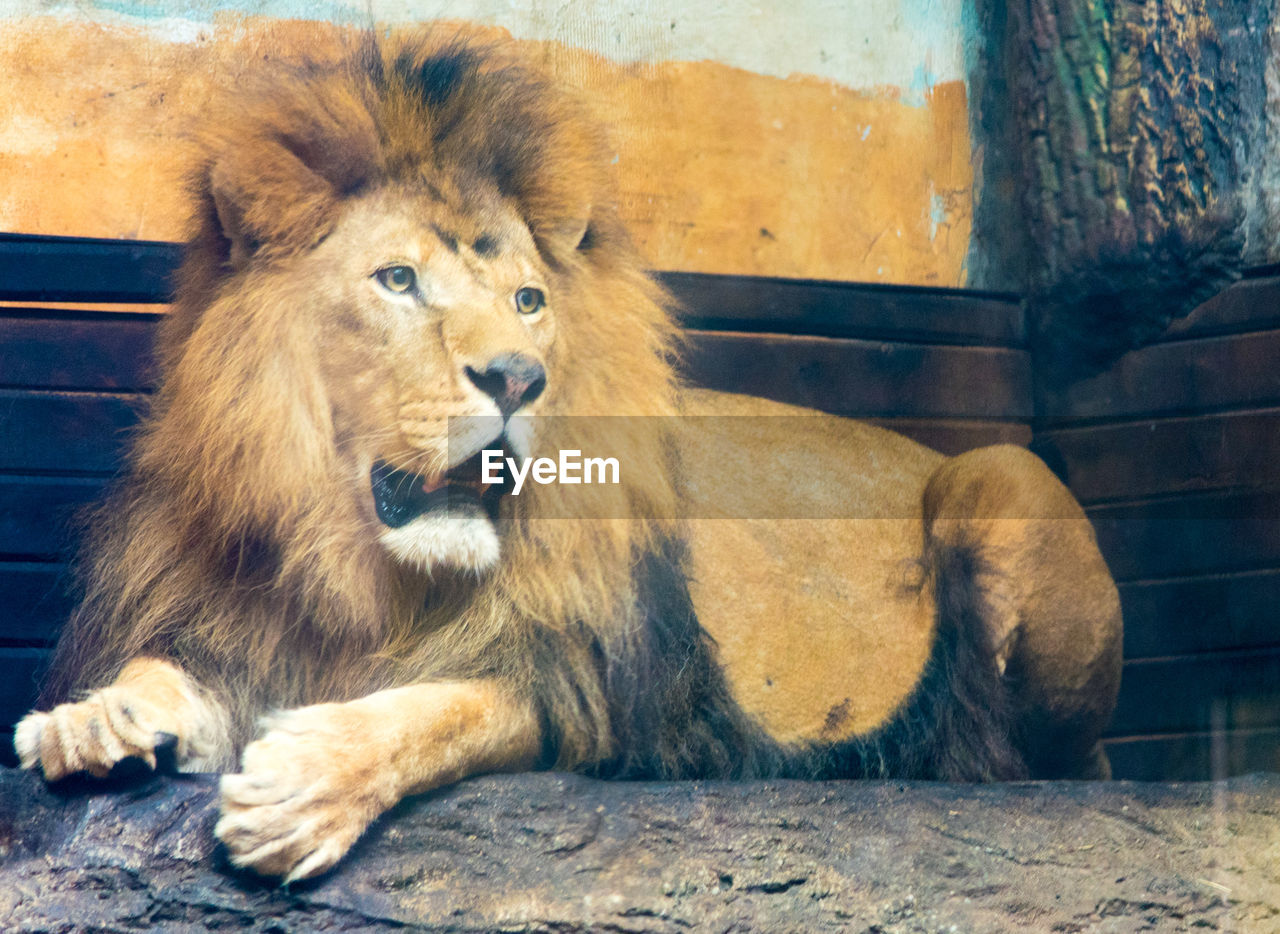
[0,647,47,738]
[0,769,1276,932]
[1162,274,1280,340]
[0,237,1029,346]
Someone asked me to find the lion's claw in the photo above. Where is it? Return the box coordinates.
[15,692,166,780]
[15,660,229,781]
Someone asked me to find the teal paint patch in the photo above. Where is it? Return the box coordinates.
[899,0,962,106]
[960,0,1000,289]
[959,0,984,102]
[904,61,938,107]
[901,0,962,105]
[929,191,948,241]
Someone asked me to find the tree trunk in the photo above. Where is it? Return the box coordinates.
[970,0,1273,374]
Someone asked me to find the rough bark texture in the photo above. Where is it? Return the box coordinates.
[971,0,1274,374]
[1,768,1277,933]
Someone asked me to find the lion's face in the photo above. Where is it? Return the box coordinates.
[164,42,677,592]
[299,186,559,573]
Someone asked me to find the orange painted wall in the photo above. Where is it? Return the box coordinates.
[0,16,972,286]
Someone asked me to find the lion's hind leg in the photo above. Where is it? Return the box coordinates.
[15,657,232,780]
[923,444,1123,780]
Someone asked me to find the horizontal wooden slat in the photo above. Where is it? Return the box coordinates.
[1104,727,1280,781]
[0,390,147,473]
[0,233,180,304]
[1161,275,1280,340]
[682,331,1032,419]
[1120,569,1280,659]
[1035,410,1280,504]
[0,312,159,391]
[0,233,1024,334]
[1087,488,1280,581]
[0,476,106,559]
[0,562,72,643]
[0,396,1031,482]
[1038,329,1280,420]
[866,419,1031,456]
[1107,647,1280,736]
[662,271,1024,346]
[0,647,48,736]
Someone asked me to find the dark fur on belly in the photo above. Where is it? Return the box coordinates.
[586,535,1028,782]
[588,536,787,780]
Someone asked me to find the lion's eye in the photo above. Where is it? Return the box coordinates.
[514,287,546,315]
[375,265,417,294]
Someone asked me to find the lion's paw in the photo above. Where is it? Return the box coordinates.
[216,705,393,884]
[16,659,229,781]
[16,688,194,781]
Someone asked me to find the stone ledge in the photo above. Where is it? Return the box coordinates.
[0,768,1277,932]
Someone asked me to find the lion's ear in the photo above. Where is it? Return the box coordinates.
[207,143,339,267]
[556,214,593,252]
[534,211,597,265]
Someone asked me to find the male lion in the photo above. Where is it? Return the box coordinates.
[16,35,1121,883]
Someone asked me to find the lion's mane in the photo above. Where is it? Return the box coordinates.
[40,34,762,777]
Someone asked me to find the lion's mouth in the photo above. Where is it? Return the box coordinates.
[371,446,512,528]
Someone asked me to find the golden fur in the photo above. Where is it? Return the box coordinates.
[31,34,681,757]
[16,33,1123,884]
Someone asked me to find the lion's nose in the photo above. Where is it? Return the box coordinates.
[465,353,547,417]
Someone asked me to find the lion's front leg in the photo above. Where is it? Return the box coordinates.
[215,679,542,883]
[14,657,231,780]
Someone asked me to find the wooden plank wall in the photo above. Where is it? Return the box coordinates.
[3,234,1276,780]
[1034,269,1280,780]
[0,234,1029,766]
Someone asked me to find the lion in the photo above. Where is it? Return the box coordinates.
[15,34,1122,884]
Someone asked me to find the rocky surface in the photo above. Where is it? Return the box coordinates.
[0,768,1277,933]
